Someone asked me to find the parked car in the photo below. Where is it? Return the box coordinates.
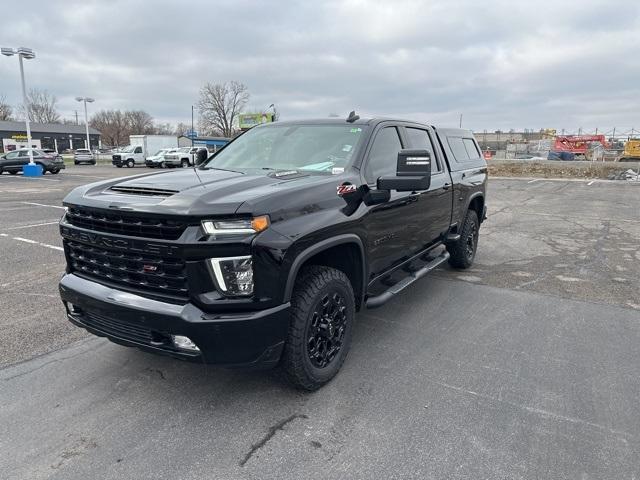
[145,148,177,168]
[58,116,487,390]
[42,149,63,161]
[74,149,96,165]
[162,147,195,168]
[0,148,66,174]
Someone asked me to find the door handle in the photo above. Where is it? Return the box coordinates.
[442,183,451,190]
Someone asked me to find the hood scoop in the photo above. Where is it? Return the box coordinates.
[108,185,179,197]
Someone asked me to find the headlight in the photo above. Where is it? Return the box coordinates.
[209,256,253,296]
[202,215,269,237]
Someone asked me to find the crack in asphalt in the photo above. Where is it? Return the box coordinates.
[239,414,309,467]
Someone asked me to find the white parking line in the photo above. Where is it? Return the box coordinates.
[3,175,60,182]
[527,179,541,184]
[7,221,60,230]
[11,236,64,251]
[587,180,595,186]
[21,202,67,210]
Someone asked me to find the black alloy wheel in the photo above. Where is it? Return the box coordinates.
[306,292,348,368]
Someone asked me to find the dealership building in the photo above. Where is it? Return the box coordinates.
[0,120,101,153]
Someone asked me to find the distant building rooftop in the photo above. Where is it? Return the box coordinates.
[0,120,100,135]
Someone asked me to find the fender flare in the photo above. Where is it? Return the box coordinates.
[466,192,486,222]
[283,233,367,306]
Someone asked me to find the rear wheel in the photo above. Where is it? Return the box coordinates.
[447,209,479,269]
[280,266,355,391]
[126,159,134,168]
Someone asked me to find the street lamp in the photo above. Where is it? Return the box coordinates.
[75,97,95,151]
[1,46,40,176]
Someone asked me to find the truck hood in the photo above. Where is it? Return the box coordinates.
[63,168,347,218]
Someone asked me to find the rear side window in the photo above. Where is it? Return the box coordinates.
[447,137,469,162]
[463,138,480,159]
[364,127,402,183]
[405,127,441,172]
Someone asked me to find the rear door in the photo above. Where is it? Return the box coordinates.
[361,124,427,279]
[402,126,453,247]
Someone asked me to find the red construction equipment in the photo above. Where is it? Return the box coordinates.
[553,135,608,155]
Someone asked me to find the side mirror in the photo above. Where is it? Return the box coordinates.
[377,149,431,192]
[195,148,208,165]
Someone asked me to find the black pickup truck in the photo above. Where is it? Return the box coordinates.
[58,115,487,390]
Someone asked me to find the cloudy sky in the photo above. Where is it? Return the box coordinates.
[1,0,639,132]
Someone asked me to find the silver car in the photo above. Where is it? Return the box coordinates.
[74,149,95,165]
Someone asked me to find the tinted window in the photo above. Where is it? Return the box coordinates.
[134,146,142,154]
[6,151,19,159]
[405,127,440,172]
[463,138,480,159]
[365,127,402,183]
[447,137,470,162]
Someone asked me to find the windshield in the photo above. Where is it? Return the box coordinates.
[121,145,136,153]
[203,124,365,173]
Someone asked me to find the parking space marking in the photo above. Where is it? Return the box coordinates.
[21,202,66,210]
[587,180,595,186]
[7,221,60,230]
[11,236,63,251]
[2,176,60,182]
[527,179,541,183]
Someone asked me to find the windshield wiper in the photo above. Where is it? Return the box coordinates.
[204,166,245,174]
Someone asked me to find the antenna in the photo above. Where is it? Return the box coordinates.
[346,111,360,123]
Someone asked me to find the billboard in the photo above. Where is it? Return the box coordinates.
[239,112,274,130]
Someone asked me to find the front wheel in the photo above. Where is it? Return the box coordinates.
[50,169,60,174]
[181,159,189,168]
[447,209,479,269]
[126,159,134,168]
[280,266,355,391]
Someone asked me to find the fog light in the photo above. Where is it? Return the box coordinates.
[171,335,200,352]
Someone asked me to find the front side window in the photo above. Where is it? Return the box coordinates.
[134,147,142,154]
[364,127,402,183]
[204,124,365,174]
[405,127,440,172]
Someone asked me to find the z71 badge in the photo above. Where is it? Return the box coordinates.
[337,183,357,196]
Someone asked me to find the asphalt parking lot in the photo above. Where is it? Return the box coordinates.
[1,166,639,479]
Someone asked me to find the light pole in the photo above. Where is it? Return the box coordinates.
[75,97,95,150]
[1,46,39,176]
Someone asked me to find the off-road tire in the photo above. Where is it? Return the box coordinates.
[281,265,355,391]
[447,209,479,269]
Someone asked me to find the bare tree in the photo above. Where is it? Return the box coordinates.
[89,109,158,146]
[174,122,191,137]
[0,95,13,121]
[153,122,175,135]
[19,88,60,123]
[198,81,249,137]
[90,110,129,146]
[125,110,154,134]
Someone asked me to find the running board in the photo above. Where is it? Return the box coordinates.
[365,251,450,309]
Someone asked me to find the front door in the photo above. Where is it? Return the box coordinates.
[361,125,427,279]
[403,126,453,249]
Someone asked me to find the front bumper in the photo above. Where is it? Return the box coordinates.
[59,273,290,368]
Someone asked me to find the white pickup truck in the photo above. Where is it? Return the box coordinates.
[112,135,178,168]
[162,147,201,168]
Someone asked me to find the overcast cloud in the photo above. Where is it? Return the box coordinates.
[1,0,639,132]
